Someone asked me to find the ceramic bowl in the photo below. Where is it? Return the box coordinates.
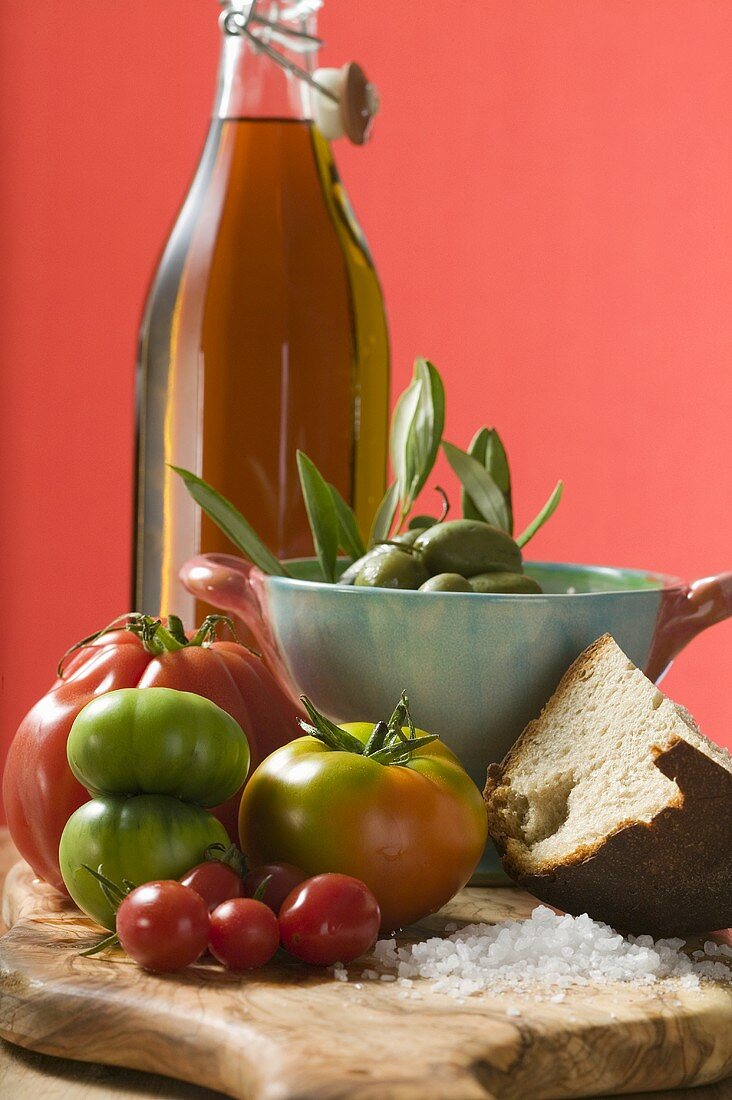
[181,555,731,878]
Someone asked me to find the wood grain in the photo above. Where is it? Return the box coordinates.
[1,862,731,1100]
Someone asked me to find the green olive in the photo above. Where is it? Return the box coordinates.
[469,572,543,594]
[391,528,428,547]
[337,553,371,585]
[414,519,522,578]
[419,573,474,592]
[354,547,429,590]
[338,533,428,584]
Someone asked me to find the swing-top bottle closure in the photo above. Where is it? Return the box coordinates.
[219,0,379,144]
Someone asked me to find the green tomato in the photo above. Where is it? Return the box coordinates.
[60,794,229,930]
[238,724,487,932]
[67,687,249,806]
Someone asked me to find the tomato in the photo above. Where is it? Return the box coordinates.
[243,863,308,914]
[181,854,246,912]
[117,881,210,972]
[59,794,229,930]
[208,898,280,970]
[279,874,381,966]
[68,688,249,807]
[3,614,303,891]
[239,695,488,931]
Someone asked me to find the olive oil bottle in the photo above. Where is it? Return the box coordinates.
[134,3,389,618]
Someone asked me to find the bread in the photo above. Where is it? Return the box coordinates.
[484,634,732,937]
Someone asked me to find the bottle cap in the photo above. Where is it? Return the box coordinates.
[313,63,378,145]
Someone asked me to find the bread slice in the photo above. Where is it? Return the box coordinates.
[484,634,732,937]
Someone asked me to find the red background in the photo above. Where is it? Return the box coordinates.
[2,0,731,807]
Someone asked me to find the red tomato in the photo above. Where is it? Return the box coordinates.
[244,863,308,914]
[279,874,381,967]
[181,860,246,912]
[117,881,210,973]
[208,898,280,970]
[2,616,303,891]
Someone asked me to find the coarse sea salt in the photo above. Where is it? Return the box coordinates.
[330,907,731,999]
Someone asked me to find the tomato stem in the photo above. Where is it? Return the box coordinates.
[57,613,251,677]
[166,615,189,645]
[56,613,140,676]
[152,623,188,653]
[204,842,248,881]
[79,931,121,957]
[77,865,136,935]
[363,721,389,755]
[297,692,439,766]
[299,698,366,754]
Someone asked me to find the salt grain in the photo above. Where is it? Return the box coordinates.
[359,906,731,1000]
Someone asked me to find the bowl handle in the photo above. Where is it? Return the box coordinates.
[180,553,288,690]
[645,571,732,682]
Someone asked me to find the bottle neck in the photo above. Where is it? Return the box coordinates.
[214,26,316,121]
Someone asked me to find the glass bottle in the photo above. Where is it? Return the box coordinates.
[134,2,389,619]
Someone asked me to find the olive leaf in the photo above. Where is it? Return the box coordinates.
[485,430,513,532]
[296,451,339,583]
[329,483,366,561]
[369,481,399,546]
[389,376,423,507]
[390,359,445,527]
[462,427,513,532]
[516,480,563,548]
[172,466,290,577]
[442,442,510,531]
[462,427,490,523]
[485,430,511,498]
[406,358,445,503]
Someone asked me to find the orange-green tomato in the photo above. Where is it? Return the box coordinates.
[238,723,488,931]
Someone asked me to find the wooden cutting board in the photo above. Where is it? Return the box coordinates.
[1,862,731,1100]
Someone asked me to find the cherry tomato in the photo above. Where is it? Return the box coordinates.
[208,898,280,970]
[279,874,381,967]
[244,863,308,914]
[181,859,245,912]
[116,881,210,972]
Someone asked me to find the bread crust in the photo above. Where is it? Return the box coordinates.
[484,635,732,937]
[488,740,732,937]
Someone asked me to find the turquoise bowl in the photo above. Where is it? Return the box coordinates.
[182,555,731,879]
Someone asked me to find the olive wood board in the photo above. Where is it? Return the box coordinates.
[1,862,731,1100]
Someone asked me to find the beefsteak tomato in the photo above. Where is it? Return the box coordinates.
[3,614,302,892]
